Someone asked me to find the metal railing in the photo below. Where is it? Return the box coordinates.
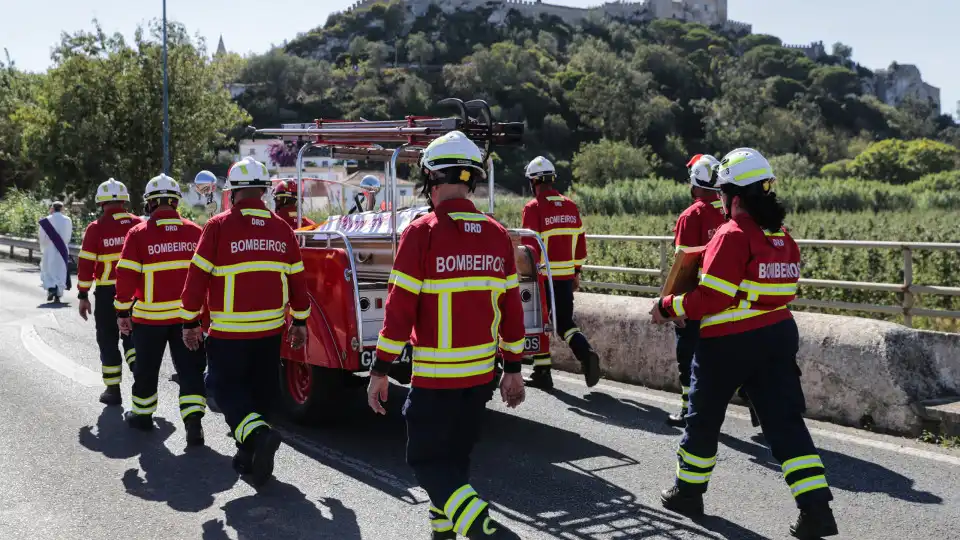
[4,233,960,327]
[580,235,960,328]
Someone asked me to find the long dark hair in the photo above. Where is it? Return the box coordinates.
[722,181,786,232]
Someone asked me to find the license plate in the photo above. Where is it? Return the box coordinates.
[361,345,411,368]
[523,336,540,352]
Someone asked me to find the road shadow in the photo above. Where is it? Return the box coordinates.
[277,383,762,539]
[719,432,943,504]
[78,406,148,460]
[121,417,239,513]
[37,301,71,309]
[548,388,683,436]
[199,480,361,540]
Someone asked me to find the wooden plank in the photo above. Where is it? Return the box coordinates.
[659,246,706,297]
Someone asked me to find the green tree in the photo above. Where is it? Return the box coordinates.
[572,139,660,186]
[405,32,435,65]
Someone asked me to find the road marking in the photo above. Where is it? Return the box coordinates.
[549,371,960,467]
[20,324,101,387]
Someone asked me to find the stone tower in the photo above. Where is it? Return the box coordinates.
[216,35,227,56]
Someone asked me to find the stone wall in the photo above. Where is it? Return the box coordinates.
[547,293,960,436]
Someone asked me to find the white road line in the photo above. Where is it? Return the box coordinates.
[549,372,960,467]
[20,324,101,387]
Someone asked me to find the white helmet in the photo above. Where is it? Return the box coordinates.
[225,156,271,190]
[144,174,182,201]
[95,178,131,204]
[687,154,721,190]
[525,156,556,180]
[716,148,775,189]
[419,131,486,178]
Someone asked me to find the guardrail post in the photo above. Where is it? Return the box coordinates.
[8,245,12,257]
[27,249,33,263]
[902,247,914,328]
[658,240,668,285]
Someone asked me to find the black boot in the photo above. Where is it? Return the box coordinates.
[99,385,122,406]
[232,448,253,475]
[525,366,554,390]
[184,416,205,446]
[790,504,839,539]
[431,531,456,540]
[577,348,601,388]
[249,428,283,487]
[124,411,154,431]
[660,485,704,517]
[466,515,521,539]
[666,406,687,428]
[47,288,55,302]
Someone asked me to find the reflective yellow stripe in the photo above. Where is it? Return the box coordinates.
[191,253,215,273]
[102,365,122,374]
[181,405,205,419]
[412,357,495,378]
[240,208,271,218]
[739,279,797,299]
[438,292,452,349]
[782,455,824,476]
[376,334,406,355]
[678,447,717,468]
[672,294,686,318]
[504,274,519,289]
[699,273,738,296]
[289,306,311,320]
[95,278,116,286]
[210,318,286,333]
[98,253,121,262]
[701,305,787,328]
[155,218,182,226]
[790,475,829,498]
[117,259,143,272]
[132,308,181,321]
[114,299,135,310]
[413,342,497,362]
[454,497,488,536]
[711,200,723,208]
[289,261,305,274]
[562,327,581,343]
[540,227,583,238]
[234,412,268,443]
[444,485,478,518]
[550,266,576,277]
[78,280,93,288]
[500,338,524,355]
[489,291,502,346]
[764,230,785,237]
[179,306,201,320]
[421,277,506,294]
[388,270,423,294]
[676,463,711,484]
[112,213,133,220]
[210,308,285,322]
[448,212,488,222]
[545,196,564,201]
[212,261,292,276]
[675,244,689,254]
[79,250,97,261]
[143,260,190,272]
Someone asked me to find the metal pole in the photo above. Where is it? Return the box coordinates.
[161,0,170,175]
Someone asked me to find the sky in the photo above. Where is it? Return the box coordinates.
[1,0,955,118]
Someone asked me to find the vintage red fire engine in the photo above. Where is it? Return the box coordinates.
[214,99,557,422]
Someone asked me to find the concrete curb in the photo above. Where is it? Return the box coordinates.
[546,292,960,436]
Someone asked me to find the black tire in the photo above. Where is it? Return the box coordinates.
[278,359,346,425]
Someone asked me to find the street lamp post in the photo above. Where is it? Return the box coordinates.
[162,0,170,175]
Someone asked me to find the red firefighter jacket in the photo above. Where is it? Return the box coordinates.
[674,197,725,255]
[376,198,526,390]
[113,209,202,325]
[521,188,587,281]
[276,204,317,230]
[661,214,799,337]
[77,210,144,292]
[179,198,311,339]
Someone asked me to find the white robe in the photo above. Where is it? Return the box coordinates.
[38,212,73,296]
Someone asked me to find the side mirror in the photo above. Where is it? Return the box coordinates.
[193,170,217,195]
[359,175,382,194]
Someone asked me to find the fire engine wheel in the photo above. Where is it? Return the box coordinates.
[279,359,345,424]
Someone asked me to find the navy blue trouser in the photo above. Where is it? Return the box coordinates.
[129,323,206,423]
[93,286,135,387]
[676,318,833,508]
[404,384,495,537]
[674,319,701,410]
[206,335,281,450]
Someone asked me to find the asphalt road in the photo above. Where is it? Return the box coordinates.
[0,257,958,540]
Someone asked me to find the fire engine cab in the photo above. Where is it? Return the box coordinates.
[214,99,556,423]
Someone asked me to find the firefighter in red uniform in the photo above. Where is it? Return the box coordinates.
[114,175,207,445]
[272,180,316,229]
[367,131,526,540]
[520,156,600,390]
[669,154,761,428]
[180,156,311,486]
[77,178,142,406]
[652,148,838,539]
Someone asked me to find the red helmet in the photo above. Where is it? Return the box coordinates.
[274,180,298,202]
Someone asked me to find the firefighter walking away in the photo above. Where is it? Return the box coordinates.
[77,178,142,406]
[651,148,838,539]
[520,157,600,390]
[367,131,526,539]
[273,180,316,229]
[180,156,310,486]
[114,175,207,444]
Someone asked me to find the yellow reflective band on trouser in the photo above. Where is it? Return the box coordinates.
[672,295,686,318]
[444,484,489,536]
[678,447,717,468]
[412,357,496,379]
[532,353,552,366]
[429,507,453,532]
[234,412,268,444]
[125,348,136,366]
[179,394,207,420]
[389,269,423,294]
[132,393,158,416]
[790,475,829,498]
[782,455,824,476]
[562,327,581,344]
[681,385,690,405]
[102,364,122,386]
[701,305,787,329]
[699,274,738,296]
[676,462,712,484]
[377,334,406,356]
